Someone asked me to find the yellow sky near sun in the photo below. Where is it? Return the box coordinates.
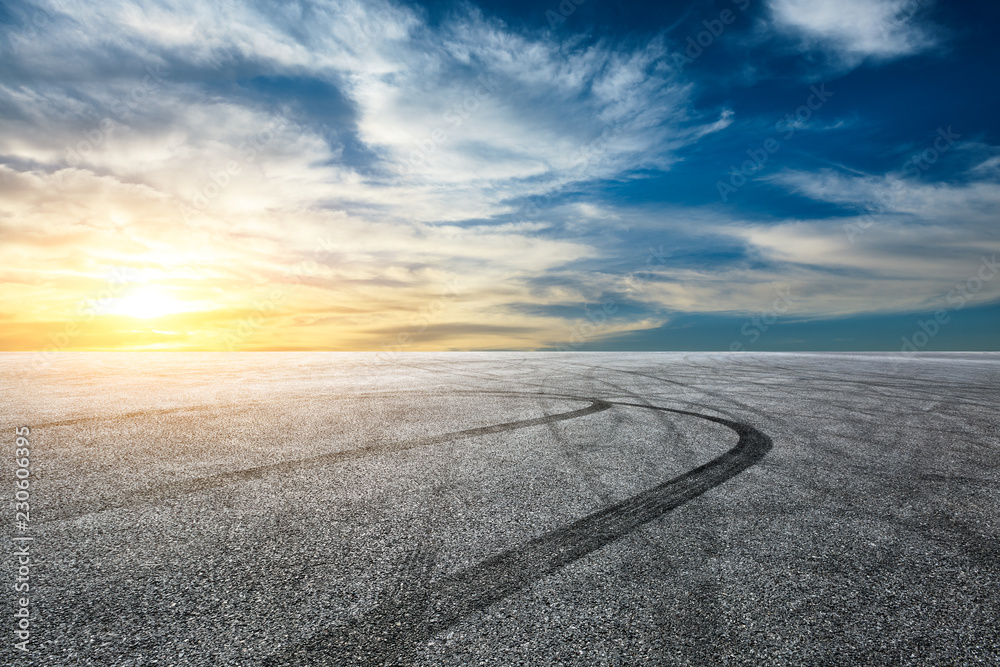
[4,277,544,354]
[5,0,1000,356]
[0,117,561,352]
[0,132,619,355]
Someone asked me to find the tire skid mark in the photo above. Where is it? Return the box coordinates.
[562,360,761,425]
[267,402,772,666]
[46,398,611,522]
[32,390,496,430]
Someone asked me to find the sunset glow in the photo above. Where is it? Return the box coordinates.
[2,0,998,353]
[103,286,209,320]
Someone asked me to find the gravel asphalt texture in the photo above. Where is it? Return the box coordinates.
[1,351,998,666]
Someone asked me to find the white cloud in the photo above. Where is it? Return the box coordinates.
[0,0,730,223]
[0,0,987,351]
[727,163,1000,314]
[0,0,736,349]
[768,0,939,65]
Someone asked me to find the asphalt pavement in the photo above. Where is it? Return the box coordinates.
[1,352,998,665]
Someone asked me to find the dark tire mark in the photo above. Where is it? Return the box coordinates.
[266,402,772,666]
[919,473,999,488]
[562,360,760,423]
[48,399,611,522]
[894,513,1000,571]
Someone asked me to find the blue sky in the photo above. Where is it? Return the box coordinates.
[1,0,998,351]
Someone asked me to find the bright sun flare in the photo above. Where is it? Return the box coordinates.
[105,286,201,320]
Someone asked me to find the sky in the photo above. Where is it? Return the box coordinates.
[1,0,998,353]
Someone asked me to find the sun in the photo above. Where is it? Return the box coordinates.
[104,286,203,320]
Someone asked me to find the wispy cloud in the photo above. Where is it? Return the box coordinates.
[0,0,742,349]
[767,0,940,66]
[0,0,994,351]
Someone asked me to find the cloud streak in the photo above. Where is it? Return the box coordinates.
[767,0,939,66]
[0,0,996,351]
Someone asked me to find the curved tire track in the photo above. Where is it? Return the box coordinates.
[48,398,611,522]
[266,401,772,666]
